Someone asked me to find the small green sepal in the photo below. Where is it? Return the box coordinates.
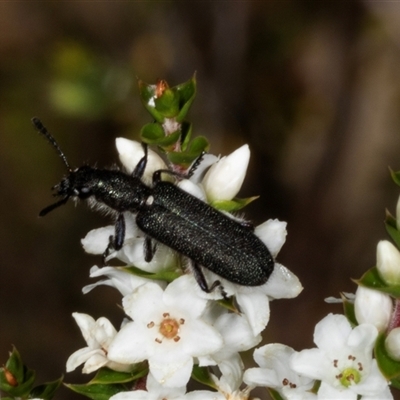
[217,296,240,313]
[90,364,148,385]
[65,382,126,400]
[29,376,63,400]
[180,121,192,151]
[138,80,165,123]
[341,293,357,327]
[121,265,182,283]
[389,167,400,187]
[175,74,197,122]
[168,136,209,168]
[211,196,259,212]
[385,209,400,249]
[267,388,285,400]
[140,123,181,148]
[191,365,218,390]
[138,75,196,122]
[375,333,400,381]
[154,88,180,118]
[354,267,400,298]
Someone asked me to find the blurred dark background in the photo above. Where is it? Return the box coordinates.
[1,2,400,399]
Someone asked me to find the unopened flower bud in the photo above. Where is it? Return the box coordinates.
[354,286,392,331]
[202,144,250,202]
[116,138,166,181]
[376,240,400,285]
[386,327,400,360]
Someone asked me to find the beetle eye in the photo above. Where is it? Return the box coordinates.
[81,187,90,194]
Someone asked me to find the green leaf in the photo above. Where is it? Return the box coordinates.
[217,296,240,313]
[211,196,259,212]
[154,88,180,118]
[137,80,164,123]
[5,346,25,383]
[341,294,357,327]
[180,121,192,151]
[121,265,182,283]
[0,348,36,397]
[391,376,400,390]
[175,74,197,122]
[354,267,400,298]
[90,365,148,385]
[65,383,125,400]
[191,365,218,390]
[267,388,285,400]
[168,136,210,168]
[187,136,209,154]
[167,151,200,167]
[385,210,400,249]
[140,125,181,149]
[29,376,63,400]
[375,333,400,380]
[0,369,35,398]
[140,123,164,141]
[389,167,400,187]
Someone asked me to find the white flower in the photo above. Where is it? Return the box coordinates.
[116,138,167,183]
[376,240,400,285]
[110,374,186,399]
[244,344,316,400]
[107,275,223,387]
[82,265,165,297]
[290,314,392,400]
[185,218,301,336]
[110,374,226,400]
[255,219,287,258]
[354,286,392,331]
[82,213,177,272]
[66,313,131,374]
[202,144,250,202]
[385,327,400,361]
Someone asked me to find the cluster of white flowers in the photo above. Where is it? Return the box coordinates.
[65,138,395,399]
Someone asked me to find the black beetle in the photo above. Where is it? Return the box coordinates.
[32,117,275,293]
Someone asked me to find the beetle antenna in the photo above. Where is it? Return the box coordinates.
[31,117,71,171]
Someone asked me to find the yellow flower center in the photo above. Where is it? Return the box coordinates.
[147,312,185,343]
[338,367,361,387]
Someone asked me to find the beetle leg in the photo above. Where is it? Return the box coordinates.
[114,213,126,250]
[152,153,206,184]
[190,262,227,298]
[187,151,206,178]
[190,262,211,292]
[102,213,126,265]
[144,236,157,262]
[132,143,148,178]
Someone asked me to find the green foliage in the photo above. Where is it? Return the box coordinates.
[341,294,358,327]
[355,267,400,298]
[138,74,196,123]
[211,196,259,212]
[375,333,400,384]
[121,265,182,283]
[65,383,126,400]
[0,347,62,399]
[191,365,218,390]
[385,209,400,249]
[138,74,209,169]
